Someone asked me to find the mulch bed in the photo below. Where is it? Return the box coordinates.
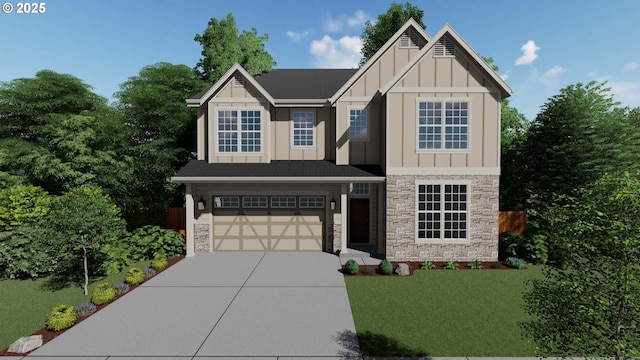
[0,255,185,356]
[342,261,518,276]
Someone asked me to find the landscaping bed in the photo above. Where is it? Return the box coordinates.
[0,255,184,356]
[342,260,521,276]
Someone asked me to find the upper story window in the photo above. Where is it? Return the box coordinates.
[416,183,468,241]
[292,111,315,147]
[349,109,368,140]
[217,110,261,153]
[418,100,468,150]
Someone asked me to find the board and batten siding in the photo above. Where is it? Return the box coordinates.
[270,107,328,161]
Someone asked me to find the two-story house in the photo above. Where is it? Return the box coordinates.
[172,19,512,261]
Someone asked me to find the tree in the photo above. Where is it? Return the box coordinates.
[0,184,51,231]
[360,2,426,65]
[522,171,640,359]
[194,13,275,83]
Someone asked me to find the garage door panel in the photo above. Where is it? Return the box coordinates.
[298,239,322,251]
[242,238,269,251]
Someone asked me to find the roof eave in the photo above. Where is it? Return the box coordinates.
[171,176,386,183]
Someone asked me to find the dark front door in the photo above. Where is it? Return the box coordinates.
[349,198,370,244]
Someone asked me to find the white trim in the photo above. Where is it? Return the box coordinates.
[171,176,386,183]
[339,96,374,102]
[386,167,500,175]
[185,184,195,257]
[415,180,471,244]
[347,106,369,141]
[291,110,316,148]
[340,184,348,252]
[415,97,471,152]
[211,97,263,104]
[214,107,264,155]
[388,87,497,93]
[189,64,275,107]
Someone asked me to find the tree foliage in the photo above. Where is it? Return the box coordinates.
[360,2,426,65]
[194,13,275,83]
[522,172,640,359]
[0,184,51,231]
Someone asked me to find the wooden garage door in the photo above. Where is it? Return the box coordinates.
[212,212,323,251]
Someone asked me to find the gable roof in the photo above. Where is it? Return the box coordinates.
[186,63,275,107]
[328,18,430,104]
[379,24,513,98]
[254,69,357,100]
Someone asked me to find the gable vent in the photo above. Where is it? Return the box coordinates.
[233,74,244,87]
[399,28,424,48]
[434,36,455,56]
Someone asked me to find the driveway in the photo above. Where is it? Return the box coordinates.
[25,252,362,359]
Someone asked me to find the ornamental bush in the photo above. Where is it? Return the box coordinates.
[444,261,460,270]
[45,304,77,331]
[420,261,436,270]
[344,259,359,275]
[143,267,156,278]
[124,267,145,286]
[506,257,527,269]
[91,283,116,305]
[113,283,130,295]
[74,302,96,317]
[150,256,168,271]
[125,225,184,261]
[379,259,393,275]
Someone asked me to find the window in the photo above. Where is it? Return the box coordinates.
[434,36,454,56]
[271,196,296,208]
[299,196,325,208]
[417,184,467,241]
[350,183,369,195]
[418,100,468,150]
[292,112,314,147]
[217,110,261,153]
[214,196,239,208]
[349,109,368,139]
[242,196,268,208]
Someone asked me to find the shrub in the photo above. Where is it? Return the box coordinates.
[379,259,393,275]
[143,267,156,278]
[468,259,484,270]
[0,184,51,231]
[99,240,133,275]
[113,283,130,295]
[420,261,436,270]
[91,283,116,305]
[506,257,527,269]
[444,261,459,270]
[0,226,60,279]
[344,259,359,275]
[499,231,548,265]
[150,256,168,271]
[125,225,184,261]
[124,267,145,286]
[74,302,96,317]
[45,304,77,331]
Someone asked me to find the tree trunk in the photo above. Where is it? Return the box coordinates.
[83,246,89,295]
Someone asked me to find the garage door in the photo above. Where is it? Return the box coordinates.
[212,211,323,251]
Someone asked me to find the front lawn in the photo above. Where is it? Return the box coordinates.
[0,259,152,351]
[344,265,543,357]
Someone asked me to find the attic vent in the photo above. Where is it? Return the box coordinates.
[399,28,423,48]
[434,36,455,56]
[233,74,244,87]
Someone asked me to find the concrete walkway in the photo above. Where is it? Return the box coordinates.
[19,252,361,359]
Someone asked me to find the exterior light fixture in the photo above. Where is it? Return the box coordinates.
[197,197,206,211]
[330,198,336,211]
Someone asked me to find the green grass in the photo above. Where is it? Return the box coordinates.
[344,265,543,357]
[0,259,151,351]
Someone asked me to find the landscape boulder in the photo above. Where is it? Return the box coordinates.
[395,263,410,276]
[8,334,43,353]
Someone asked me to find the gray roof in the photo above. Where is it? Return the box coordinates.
[254,69,357,99]
[173,160,383,179]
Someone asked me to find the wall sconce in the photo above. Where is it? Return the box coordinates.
[330,198,336,211]
[197,197,206,211]
[214,197,221,208]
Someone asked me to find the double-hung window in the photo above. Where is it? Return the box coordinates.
[416,183,468,241]
[292,112,314,147]
[418,100,468,150]
[349,109,368,139]
[217,110,261,153]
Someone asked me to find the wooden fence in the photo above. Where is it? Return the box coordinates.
[498,211,526,235]
[166,207,186,237]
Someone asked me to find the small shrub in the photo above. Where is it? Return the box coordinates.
[144,267,156,278]
[468,259,484,270]
[113,283,130,295]
[91,283,116,305]
[125,225,185,261]
[45,304,77,331]
[74,302,96,317]
[420,261,436,270]
[379,259,393,275]
[124,267,145,285]
[344,259,359,275]
[444,261,459,270]
[499,231,548,265]
[363,266,376,274]
[150,256,168,271]
[506,257,527,269]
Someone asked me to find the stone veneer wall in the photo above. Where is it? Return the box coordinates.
[386,175,499,262]
[194,223,210,252]
[332,223,342,253]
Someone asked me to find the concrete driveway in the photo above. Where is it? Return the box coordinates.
[25,252,362,359]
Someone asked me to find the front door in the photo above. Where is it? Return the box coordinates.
[349,198,369,244]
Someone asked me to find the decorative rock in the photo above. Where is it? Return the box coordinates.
[8,334,43,353]
[395,263,410,276]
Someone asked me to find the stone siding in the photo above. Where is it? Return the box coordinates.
[332,223,342,253]
[386,175,499,262]
[194,223,210,252]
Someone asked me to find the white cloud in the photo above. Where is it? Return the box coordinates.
[544,65,567,78]
[515,40,540,66]
[623,61,638,72]
[310,35,362,68]
[587,70,599,78]
[608,80,640,104]
[527,65,567,87]
[286,30,310,41]
[323,10,370,33]
[500,70,510,81]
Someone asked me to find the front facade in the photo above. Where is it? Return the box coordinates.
[172,19,512,261]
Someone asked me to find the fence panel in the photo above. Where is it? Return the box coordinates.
[166,207,186,236]
[498,211,526,235]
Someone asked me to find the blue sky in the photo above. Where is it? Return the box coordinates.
[1,0,639,120]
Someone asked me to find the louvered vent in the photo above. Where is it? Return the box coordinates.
[434,36,455,56]
[233,74,244,87]
[399,29,424,48]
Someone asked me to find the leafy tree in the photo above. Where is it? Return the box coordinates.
[0,184,51,231]
[0,227,59,279]
[45,185,127,295]
[522,172,640,359]
[360,2,426,65]
[194,13,275,83]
